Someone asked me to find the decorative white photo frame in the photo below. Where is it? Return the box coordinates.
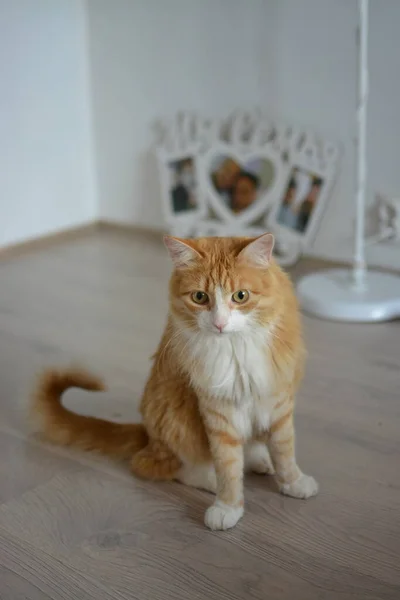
[268,138,339,249]
[194,219,267,238]
[156,146,208,237]
[155,110,340,265]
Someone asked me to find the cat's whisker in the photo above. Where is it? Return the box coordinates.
[177,330,200,363]
[157,327,185,372]
[159,330,180,360]
[270,330,292,352]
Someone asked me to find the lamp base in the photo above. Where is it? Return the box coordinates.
[297,269,400,323]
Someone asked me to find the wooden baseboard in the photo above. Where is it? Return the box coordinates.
[2,220,397,275]
[0,222,100,260]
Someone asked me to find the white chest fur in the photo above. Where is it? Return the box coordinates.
[186,330,274,440]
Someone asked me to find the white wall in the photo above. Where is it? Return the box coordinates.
[0,0,95,247]
[260,0,400,269]
[86,0,266,228]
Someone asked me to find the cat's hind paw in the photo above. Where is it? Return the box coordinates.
[244,442,275,475]
[280,473,319,499]
[204,501,244,531]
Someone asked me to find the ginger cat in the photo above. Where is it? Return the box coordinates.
[32,233,318,530]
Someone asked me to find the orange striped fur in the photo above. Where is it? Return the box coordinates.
[31,234,318,531]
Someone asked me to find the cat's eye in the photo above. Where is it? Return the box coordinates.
[232,290,249,304]
[191,291,209,305]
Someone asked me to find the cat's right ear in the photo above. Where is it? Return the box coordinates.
[163,236,200,269]
[237,233,275,268]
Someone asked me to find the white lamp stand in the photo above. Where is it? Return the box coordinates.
[297,269,400,322]
[297,0,400,323]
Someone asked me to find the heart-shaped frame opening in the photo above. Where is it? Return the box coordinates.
[197,143,287,226]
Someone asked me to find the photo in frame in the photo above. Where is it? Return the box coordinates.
[268,153,337,249]
[196,141,287,227]
[168,157,197,214]
[277,167,323,234]
[209,155,275,214]
[156,148,208,236]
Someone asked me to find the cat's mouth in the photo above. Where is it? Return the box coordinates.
[210,327,235,336]
[199,327,230,336]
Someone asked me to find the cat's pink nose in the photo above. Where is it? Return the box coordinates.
[213,319,227,333]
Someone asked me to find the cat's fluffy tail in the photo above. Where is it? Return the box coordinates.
[31,367,148,459]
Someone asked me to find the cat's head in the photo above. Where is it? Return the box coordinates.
[164,233,277,335]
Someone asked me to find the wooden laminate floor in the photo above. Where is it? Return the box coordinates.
[0,229,399,600]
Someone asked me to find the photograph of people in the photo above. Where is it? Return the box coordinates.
[170,158,197,213]
[277,176,298,229]
[211,157,241,203]
[296,176,323,232]
[230,171,259,213]
[277,168,323,233]
[210,155,274,213]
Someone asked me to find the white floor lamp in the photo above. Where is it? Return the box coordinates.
[297,0,400,323]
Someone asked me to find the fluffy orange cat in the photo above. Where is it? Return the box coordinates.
[32,233,318,530]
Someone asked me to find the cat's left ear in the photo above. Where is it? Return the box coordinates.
[237,233,275,268]
[163,235,201,269]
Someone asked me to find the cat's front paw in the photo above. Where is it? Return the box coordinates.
[204,501,244,531]
[280,473,319,499]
